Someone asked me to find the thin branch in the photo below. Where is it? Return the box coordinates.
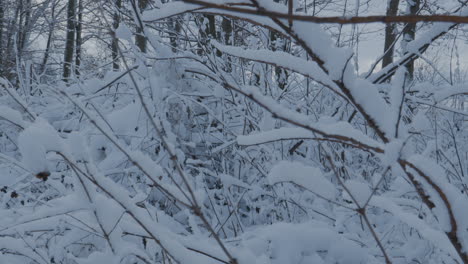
[183,0,468,25]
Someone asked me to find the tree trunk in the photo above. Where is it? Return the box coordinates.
[169,18,180,53]
[63,0,76,81]
[135,0,149,53]
[197,15,215,55]
[17,0,24,51]
[382,0,400,69]
[205,15,215,39]
[402,0,420,80]
[221,17,232,70]
[112,0,122,70]
[41,2,56,75]
[221,17,231,45]
[270,30,289,90]
[4,1,21,81]
[0,0,4,75]
[269,0,289,90]
[19,0,32,53]
[75,0,83,77]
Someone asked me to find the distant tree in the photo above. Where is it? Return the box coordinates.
[402,0,420,79]
[0,0,5,75]
[40,0,58,76]
[382,0,400,69]
[112,0,122,70]
[135,0,149,53]
[63,0,77,81]
[75,0,83,76]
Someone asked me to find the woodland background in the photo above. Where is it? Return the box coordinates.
[0,0,467,263]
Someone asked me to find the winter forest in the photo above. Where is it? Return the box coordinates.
[0,0,468,263]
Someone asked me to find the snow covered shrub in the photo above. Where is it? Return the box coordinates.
[0,0,467,264]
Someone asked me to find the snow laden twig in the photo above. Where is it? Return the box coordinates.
[181,1,468,261]
[92,4,239,263]
[0,78,36,121]
[118,58,239,264]
[221,81,385,153]
[59,89,193,208]
[54,151,190,263]
[324,151,392,264]
[368,3,468,84]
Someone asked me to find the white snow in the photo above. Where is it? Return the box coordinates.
[269,161,336,200]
